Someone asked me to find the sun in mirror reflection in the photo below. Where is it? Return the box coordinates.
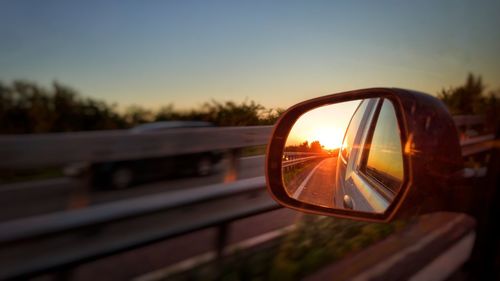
[285,101,361,152]
[282,101,360,208]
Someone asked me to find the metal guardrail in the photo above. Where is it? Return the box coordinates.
[460,134,495,157]
[0,126,273,168]
[0,177,279,279]
[306,212,476,281]
[282,151,330,169]
[283,151,326,156]
[0,116,495,279]
[453,115,486,127]
[282,155,327,168]
[0,118,491,168]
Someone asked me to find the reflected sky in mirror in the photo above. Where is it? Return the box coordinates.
[286,101,360,151]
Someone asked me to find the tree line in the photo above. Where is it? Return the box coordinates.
[0,80,284,134]
[438,73,499,132]
[284,140,341,155]
[0,73,498,134]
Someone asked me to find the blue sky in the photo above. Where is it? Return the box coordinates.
[1,0,499,109]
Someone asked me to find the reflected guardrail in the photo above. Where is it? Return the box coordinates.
[282,155,328,169]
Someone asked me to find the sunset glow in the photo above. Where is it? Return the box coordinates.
[286,100,361,151]
[309,127,345,150]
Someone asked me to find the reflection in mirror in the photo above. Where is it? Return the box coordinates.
[282,98,405,214]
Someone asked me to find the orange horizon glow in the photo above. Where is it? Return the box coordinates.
[301,126,344,150]
[286,100,361,152]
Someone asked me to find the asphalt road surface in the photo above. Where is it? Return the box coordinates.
[0,155,266,222]
[286,157,338,208]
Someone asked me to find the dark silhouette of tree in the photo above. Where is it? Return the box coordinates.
[0,80,126,134]
[309,141,323,153]
[438,73,498,115]
[285,140,327,153]
[154,100,284,126]
[438,73,499,132]
[284,141,308,152]
[0,80,284,134]
[155,104,182,121]
[123,105,154,126]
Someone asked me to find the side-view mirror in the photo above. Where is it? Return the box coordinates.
[266,88,463,222]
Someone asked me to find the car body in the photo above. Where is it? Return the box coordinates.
[336,98,404,213]
[80,121,223,189]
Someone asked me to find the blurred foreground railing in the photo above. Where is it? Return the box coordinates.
[307,212,476,281]
[0,177,278,279]
[454,114,495,157]
[0,116,496,280]
[0,126,273,169]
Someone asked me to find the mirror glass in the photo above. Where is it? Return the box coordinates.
[282,98,405,214]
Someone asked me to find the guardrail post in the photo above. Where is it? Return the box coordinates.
[54,268,73,281]
[67,168,92,210]
[224,148,242,183]
[216,222,229,259]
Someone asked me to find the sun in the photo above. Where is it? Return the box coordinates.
[309,127,344,150]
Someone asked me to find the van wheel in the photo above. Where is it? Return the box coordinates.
[110,167,134,189]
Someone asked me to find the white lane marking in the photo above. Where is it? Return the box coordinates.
[352,214,468,281]
[133,225,296,281]
[292,160,327,200]
[135,252,216,281]
[410,231,475,281]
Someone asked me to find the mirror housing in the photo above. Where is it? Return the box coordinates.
[266,88,463,222]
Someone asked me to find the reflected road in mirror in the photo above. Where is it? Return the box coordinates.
[282,98,405,214]
[284,155,337,208]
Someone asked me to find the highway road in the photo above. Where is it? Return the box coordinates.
[286,157,338,208]
[0,155,266,222]
[285,157,388,212]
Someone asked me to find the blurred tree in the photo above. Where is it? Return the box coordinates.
[201,100,264,126]
[285,141,328,153]
[0,80,283,134]
[284,141,308,152]
[123,105,154,126]
[309,141,323,153]
[299,141,309,151]
[438,73,498,114]
[259,108,286,125]
[154,104,182,121]
[0,80,126,134]
[154,100,284,126]
[438,73,499,131]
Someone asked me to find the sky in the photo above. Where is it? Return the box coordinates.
[1,0,499,110]
[286,100,360,150]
